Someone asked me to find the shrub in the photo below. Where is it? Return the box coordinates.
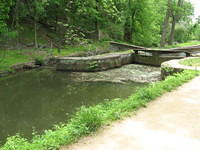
[32,55,45,65]
[174,24,190,43]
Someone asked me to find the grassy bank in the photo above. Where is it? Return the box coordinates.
[1,70,199,150]
[163,41,200,49]
[0,41,109,72]
[1,40,200,72]
[180,58,200,67]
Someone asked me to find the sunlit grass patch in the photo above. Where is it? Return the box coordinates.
[180,58,200,67]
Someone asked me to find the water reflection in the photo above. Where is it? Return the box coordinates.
[0,69,145,143]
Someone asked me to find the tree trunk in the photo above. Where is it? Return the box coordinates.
[160,0,172,47]
[16,0,20,49]
[95,0,100,40]
[55,15,58,32]
[168,0,182,45]
[95,20,100,40]
[34,20,38,48]
[124,18,132,42]
[10,4,16,29]
[55,4,59,32]
[168,16,176,45]
[123,0,133,42]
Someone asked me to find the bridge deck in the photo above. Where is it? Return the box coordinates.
[133,49,190,54]
[110,41,148,50]
[110,41,200,54]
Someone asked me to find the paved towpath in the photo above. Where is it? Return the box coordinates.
[61,76,200,150]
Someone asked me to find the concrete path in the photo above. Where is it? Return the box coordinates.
[61,76,200,150]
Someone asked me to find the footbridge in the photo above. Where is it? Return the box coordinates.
[110,42,199,66]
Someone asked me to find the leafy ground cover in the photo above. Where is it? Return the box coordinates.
[0,70,199,150]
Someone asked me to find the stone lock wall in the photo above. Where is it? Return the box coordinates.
[56,52,134,72]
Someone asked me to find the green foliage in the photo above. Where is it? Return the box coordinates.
[0,0,197,47]
[32,55,45,65]
[88,61,99,70]
[193,25,200,40]
[163,67,175,73]
[123,0,157,45]
[1,70,199,150]
[174,24,190,42]
[131,0,159,46]
[178,0,194,22]
[71,106,104,134]
[0,0,13,34]
[1,135,29,150]
[160,0,194,47]
[63,24,86,45]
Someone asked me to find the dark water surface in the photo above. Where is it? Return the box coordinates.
[0,69,145,143]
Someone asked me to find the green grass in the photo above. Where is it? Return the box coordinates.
[0,50,32,71]
[1,70,199,150]
[53,41,109,56]
[163,41,200,49]
[180,58,200,67]
[0,41,109,72]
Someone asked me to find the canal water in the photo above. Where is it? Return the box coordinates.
[0,69,145,144]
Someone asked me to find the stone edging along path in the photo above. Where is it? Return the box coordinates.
[161,57,200,79]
